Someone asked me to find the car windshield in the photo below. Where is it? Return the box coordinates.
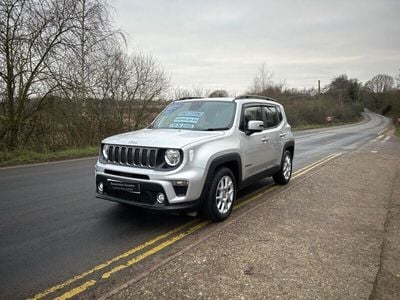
[150,101,236,131]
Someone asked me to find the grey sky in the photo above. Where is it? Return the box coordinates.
[112,0,400,93]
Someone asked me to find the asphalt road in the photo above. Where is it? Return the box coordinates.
[0,110,390,299]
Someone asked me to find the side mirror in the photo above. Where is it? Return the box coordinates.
[246,120,264,135]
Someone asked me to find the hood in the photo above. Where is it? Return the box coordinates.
[102,128,225,149]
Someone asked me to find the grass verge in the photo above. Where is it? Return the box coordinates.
[395,127,400,138]
[0,146,98,168]
[293,116,364,131]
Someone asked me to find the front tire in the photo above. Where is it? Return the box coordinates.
[203,167,236,222]
[273,150,293,185]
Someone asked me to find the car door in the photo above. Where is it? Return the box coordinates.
[239,105,270,178]
[262,105,284,167]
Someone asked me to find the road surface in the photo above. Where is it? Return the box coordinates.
[0,110,390,299]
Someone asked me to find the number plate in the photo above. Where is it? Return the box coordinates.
[108,180,140,194]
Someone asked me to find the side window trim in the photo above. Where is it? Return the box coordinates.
[240,103,283,131]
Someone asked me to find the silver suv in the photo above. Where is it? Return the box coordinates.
[95,95,295,221]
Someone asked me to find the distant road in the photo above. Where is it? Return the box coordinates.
[293,109,390,170]
[0,110,390,299]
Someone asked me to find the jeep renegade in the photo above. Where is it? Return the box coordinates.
[95,95,295,221]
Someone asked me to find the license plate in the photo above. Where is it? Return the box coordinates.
[108,180,140,194]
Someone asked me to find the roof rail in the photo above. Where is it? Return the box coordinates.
[176,96,204,101]
[234,95,277,102]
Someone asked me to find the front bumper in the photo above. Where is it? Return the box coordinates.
[95,160,205,212]
[96,192,200,212]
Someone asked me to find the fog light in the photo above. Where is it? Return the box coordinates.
[98,182,104,193]
[156,193,166,204]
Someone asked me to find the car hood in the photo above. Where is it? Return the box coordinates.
[102,128,225,149]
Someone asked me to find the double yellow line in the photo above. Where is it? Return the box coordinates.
[31,152,342,300]
[232,152,342,212]
[293,152,342,179]
[31,220,205,300]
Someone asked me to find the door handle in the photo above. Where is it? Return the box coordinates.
[261,137,269,143]
[279,132,286,138]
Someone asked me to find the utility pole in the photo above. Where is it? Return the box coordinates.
[318,80,321,95]
[318,80,322,115]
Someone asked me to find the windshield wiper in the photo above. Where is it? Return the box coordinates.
[205,127,229,131]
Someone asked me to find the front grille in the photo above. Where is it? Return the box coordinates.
[107,145,159,168]
[104,169,150,180]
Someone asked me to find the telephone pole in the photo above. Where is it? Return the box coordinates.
[318,80,321,95]
[318,80,322,114]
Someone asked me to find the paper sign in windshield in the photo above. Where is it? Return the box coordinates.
[169,111,204,129]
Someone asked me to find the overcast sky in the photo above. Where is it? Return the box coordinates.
[112,0,400,94]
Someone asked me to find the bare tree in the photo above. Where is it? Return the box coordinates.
[0,0,169,151]
[249,63,274,94]
[46,0,123,106]
[171,86,210,100]
[396,68,400,89]
[97,47,169,130]
[129,53,169,130]
[41,0,123,146]
[327,75,361,103]
[365,74,394,93]
[208,90,229,97]
[0,0,80,149]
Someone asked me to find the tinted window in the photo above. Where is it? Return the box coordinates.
[276,106,283,122]
[263,106,280,128]
[241,106,262,130]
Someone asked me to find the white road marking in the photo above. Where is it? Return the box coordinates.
[370,135,390,154]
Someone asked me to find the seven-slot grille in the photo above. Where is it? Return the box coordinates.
[107,145,159,168]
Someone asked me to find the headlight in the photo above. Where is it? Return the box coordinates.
[102,144,110,160]
[164,149,181,167]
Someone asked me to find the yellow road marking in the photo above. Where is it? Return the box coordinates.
[292,152,342,179]
[102,221,209,279]
[234,152,340,211]
[102,265,127,279]
[54,280,96,300]
[31,220,198,300]
[293,153,338,176]
[31,152,342,299]
[234,186,278,210]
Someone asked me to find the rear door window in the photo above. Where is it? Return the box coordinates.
[262,106,281,128]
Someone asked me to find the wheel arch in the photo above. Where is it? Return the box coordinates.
[199,153,242,204]
[283,140,295,158]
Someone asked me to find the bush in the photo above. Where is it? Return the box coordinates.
[262,94,363,128]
